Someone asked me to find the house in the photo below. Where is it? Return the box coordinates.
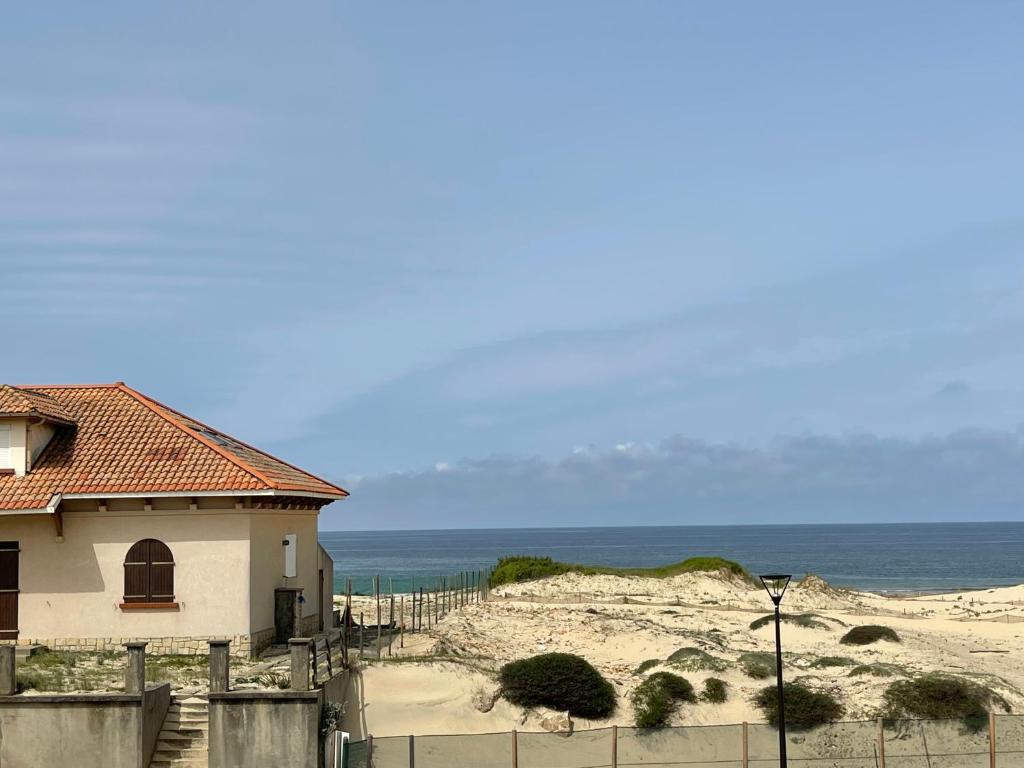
[0,382,348,657]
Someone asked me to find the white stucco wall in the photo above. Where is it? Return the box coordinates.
[4,500,252,640]
[247,510,320,636]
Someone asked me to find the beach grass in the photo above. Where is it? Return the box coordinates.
[489,555,752,587]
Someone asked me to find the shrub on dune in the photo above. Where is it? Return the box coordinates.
[739,652,776,680]
[883,674,1009,729]
[631,672,695,727]
[749,613,832,631]
[754,682,844,730]
[666,647,728,672]
[840,625,900,645]
[701,677,728,703]
[499,653,616,718]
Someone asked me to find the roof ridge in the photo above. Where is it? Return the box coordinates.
[114,383,281,490]
[16,383,123,390]
[115,383,347,497]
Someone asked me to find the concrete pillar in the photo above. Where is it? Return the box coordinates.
[289,638,312,691]
[125,641,147,694]
[208,640,231,693]
[0,646,15,695]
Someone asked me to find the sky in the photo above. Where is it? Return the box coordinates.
[3,3,1024,529]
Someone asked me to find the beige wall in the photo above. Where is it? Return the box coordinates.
[5,419,26,476]
[247,510,320,636]
[4,499,252,641]
[26,421,55,470]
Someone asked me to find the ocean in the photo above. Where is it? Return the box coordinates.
[318,522,1024,596]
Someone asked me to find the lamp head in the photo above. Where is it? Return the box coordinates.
[759,574,792,606]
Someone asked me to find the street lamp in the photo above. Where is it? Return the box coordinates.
[760,574,792,768]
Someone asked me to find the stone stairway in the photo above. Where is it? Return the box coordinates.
[150,693,209,768]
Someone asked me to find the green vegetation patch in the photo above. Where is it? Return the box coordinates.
[883,674,1009,729]
[666,647,728,672]
[754,682,845,730]
[739,652,776,680]
[808,656,857,669]
[702,677,728,704]
[635,659,660,675]
[631,672,696,728]
[849,663,904,678]
[489,555,752,587]
[500,653,616,719]
[840,625,901,646]
[749,613,833,631]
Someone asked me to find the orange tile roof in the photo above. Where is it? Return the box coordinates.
[0,383,348,510]
[0,384,75,424]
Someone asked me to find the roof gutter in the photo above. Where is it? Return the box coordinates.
[60,489,346,501]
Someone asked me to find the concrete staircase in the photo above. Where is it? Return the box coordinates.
[150,693,209,768]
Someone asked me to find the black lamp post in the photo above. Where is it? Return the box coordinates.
[760,574,792,768]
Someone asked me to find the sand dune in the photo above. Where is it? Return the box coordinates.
[340,572,1024,737]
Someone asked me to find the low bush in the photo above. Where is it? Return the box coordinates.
[631,672,695,727]
[808,656,856,669]
[739,652,776,680]
[666,647,728,672]
[840,625,900,645]
[749,613,832,631]
[849,663,903,678]
[489,555,752,587]
[635,659,660,675]
[883,674,1009,729]
[702,677,728,703]
[754,682,845,730]
[500,653,616,719]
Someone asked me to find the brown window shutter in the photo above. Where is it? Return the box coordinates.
[123,539,175,603]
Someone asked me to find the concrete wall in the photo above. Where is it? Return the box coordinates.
[0,683,169,768]
[248,510,320,641]
[209,689,323,768]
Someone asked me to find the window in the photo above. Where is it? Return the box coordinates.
[0,425,9,468]
[123,539,175,605]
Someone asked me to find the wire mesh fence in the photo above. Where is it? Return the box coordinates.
[343,715,1024,768]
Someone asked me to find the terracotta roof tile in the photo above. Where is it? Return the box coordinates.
[0,385,75,424]
[0,384,348,510]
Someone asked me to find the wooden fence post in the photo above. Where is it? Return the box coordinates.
[359,612,364,660]
[742,721,748,768]
[611,724,618,768]
[876,716,884,768]
[990,711,997,768]
[376,575,383,659]
[409,734,415,768]
[511,729,518,768]
[400,595,405,649]
[419,588,424,631]
[368,735,374,768]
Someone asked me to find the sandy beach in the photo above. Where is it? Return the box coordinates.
[339,571,1024,738]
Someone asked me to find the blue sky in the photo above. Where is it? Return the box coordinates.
[4,3,1024,528]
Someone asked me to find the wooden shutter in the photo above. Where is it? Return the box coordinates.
[123,539,175,603]
[0,541,18,638]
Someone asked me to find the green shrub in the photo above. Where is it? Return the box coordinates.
[635,659,660,675]
[839,625,900,645]
[849,663,903,678]
[500,653,616,718]
[631,672,695,727]
[749,613,831,631]
[808,656,856,669]
[666,647,728,672]
[754,682,844,730]
[739,652,776,680]
[489,555,751,587]
[702,677,728,704]
[883,674,1009,728]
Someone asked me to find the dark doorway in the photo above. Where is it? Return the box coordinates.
[0,541,19,640]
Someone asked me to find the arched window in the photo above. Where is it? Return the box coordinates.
[123,539,175,604]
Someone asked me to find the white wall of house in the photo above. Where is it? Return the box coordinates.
[247,509,320,636]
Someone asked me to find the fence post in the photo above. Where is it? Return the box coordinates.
[990,711,997,768]
[0,646,14,695]
[368,734,374,768]
[290,637,312,691]
[359,612,365,660]
[512,729,518,768]
[877,717,886,768]
[611,725,618,768]
[741,721,748,768]
[125,641,147,694]
[409,734,415,768]
[400,596,405,649]
[208,639,231,693]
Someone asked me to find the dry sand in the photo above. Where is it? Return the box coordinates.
[339,572,1024,738]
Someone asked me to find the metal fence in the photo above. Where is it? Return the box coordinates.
[344,715,1024,767]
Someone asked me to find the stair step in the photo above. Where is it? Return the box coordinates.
[158,728,207,740]
[154,747,208,759]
